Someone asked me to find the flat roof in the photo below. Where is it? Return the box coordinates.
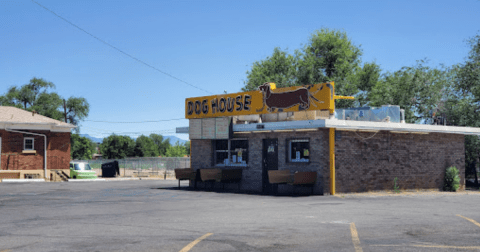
[232,119,480,135]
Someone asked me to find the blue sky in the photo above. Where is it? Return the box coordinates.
[1,0,479,140]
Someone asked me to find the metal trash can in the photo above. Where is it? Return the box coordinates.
[101,161,120,177]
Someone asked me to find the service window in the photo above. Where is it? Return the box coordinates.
[24,137,34,150]
[288,139,309,163]
[230,140,248,165]
[214,139,248,166]
[214,140,229,165]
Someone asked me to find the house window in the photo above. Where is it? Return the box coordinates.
[288,139,309,163]
[24,137,34,150]
[214,139,248,166]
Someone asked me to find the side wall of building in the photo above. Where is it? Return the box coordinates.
[334,131,465,193]
[191,130,465,194]
[0,130,71,176]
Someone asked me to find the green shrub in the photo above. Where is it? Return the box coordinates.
[393,177,400,193]
[444,166,460,192]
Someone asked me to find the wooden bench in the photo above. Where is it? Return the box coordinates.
[268,170,293,184]
[199,168,222,189]
[218,169,242,191]
[288,171,317,194]
[198,168,243,191]
[268,170,317,194]
[174,168,196,188]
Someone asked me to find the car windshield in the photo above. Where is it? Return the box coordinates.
[74,163,92,171]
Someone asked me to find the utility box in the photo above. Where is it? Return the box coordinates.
[101,161,120,178]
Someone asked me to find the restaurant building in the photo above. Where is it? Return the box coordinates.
[181,82,480,195]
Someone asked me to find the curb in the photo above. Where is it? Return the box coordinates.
[138,178,176,181]
[67,179,106,182]
[103,178,140,181]
[1,179,46,183]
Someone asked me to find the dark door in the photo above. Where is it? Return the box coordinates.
[262,139,278,194]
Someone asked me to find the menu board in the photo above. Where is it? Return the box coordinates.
[189,118,231,139]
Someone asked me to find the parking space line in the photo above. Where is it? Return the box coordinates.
[373,244,480,250]
[350,223,363,252]
[179,233,213,252]
[457,214,480,229]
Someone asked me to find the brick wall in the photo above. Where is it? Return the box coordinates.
[244,131,329,194]
[190,129,465,195]
[190,130,329,194]
[0,130,71,171]
[190,139,212,169]
[334,131,465,193]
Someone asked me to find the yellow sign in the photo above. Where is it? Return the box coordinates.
[185,82,351,119]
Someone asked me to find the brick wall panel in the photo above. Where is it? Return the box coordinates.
[335,131,465,193]
[0,130,71,171]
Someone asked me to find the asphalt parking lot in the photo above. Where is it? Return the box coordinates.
[0,180,479,252]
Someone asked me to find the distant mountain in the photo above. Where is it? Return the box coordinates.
[163,135,187,145]
[80,134,104,143]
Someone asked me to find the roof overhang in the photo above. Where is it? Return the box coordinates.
[0,122,76,133]
[232,119,480,135]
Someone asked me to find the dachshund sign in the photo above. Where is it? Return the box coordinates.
[185,82,351,119]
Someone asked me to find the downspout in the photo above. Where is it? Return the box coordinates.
[5,128,48,179]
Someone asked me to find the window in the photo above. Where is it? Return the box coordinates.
[214,139,248,166]
[215,140,229,166]
[24,137,34,150]
[73,163,92,171]
[230,139,248,165]
[288,139,309,163]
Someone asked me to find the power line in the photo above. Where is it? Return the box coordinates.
[31,0,213,95]
[84,118,187,123]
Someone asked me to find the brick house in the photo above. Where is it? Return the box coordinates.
[0,106,75,180]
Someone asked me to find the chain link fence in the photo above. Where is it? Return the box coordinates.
[72,157,190,178]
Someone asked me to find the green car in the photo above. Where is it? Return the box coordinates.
[70,162,98,179]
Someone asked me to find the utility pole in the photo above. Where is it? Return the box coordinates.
[476,136,479,187]
[63,99,67,123]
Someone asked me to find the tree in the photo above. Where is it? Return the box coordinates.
[441,33,480,185]
[100,134,135,159]
[355,62,382,107]
[165,141,188,157]
[368,60,452,123]
[31,92,64,120]
[184,141,191,156]
[243,28,380,108]
[65,96,90,129]
[149,133,171,156]
[26,77,55,101]
[134,135,159,157]
[71,134,96,160]
[0,78,89,130]
[242,47,298,91]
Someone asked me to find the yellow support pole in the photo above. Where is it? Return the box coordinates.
[329,127,335,195]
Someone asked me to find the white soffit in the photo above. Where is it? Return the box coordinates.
[233,120,326,132]
[325,119,480,135]
[232,119,480,135]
